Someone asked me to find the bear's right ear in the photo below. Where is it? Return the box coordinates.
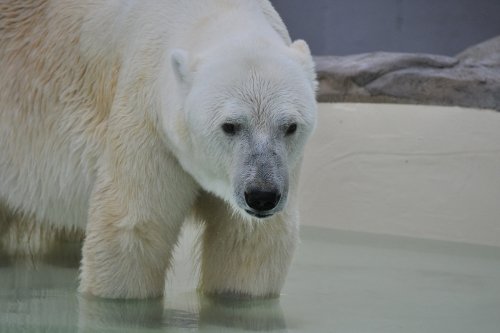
[171,49,192,85]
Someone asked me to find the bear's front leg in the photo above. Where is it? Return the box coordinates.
[80,149,198,299]
[196,193,299,298]
[80,199,175,298]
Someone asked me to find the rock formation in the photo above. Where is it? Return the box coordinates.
[315,36,500,111]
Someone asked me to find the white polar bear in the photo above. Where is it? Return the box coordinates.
[0,0,317,298]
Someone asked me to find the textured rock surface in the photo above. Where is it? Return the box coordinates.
[315,36,500,111]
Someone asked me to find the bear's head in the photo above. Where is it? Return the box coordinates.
[167,40,317,219]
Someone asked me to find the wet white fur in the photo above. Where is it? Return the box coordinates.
[0,0,317,298]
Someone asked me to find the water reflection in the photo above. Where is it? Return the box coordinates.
[78,295,166,330]
[0,260,80,332]
[79,291,288,332]
[0,247,289,332]
[199,297,287,331]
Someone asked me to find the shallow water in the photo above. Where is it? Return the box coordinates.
[2,226,500,332]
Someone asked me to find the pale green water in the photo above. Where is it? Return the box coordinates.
[1,226,500,332]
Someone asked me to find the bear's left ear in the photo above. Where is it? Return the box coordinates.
[171,49,193,86]
[290,39,311,58]
[290,40,317,91]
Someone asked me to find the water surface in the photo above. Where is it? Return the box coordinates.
[1,226,500,332]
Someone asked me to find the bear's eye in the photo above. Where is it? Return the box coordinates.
[285,123,298,136]
[221,123,239,136]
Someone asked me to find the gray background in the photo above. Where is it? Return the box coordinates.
[270,0,500,56]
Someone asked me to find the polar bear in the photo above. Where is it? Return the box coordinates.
[0,0,317,298]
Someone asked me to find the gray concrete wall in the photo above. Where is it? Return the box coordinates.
[271,0,500,56]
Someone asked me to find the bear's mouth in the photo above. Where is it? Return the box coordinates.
[245,210,273,219]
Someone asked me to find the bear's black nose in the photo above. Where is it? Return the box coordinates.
[244,189,281,212]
